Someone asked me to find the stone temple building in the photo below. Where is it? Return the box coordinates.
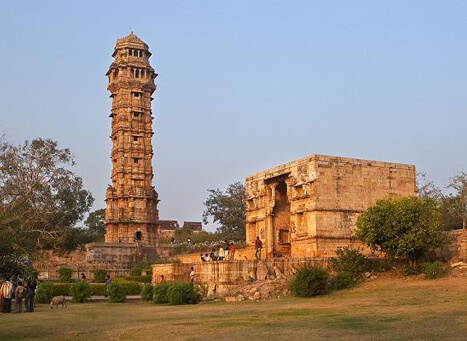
[245,154,416,258]
[104,32,160,246]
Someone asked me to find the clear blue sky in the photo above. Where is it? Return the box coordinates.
[1,1,466,231]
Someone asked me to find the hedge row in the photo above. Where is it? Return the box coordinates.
[37,280,142,300]
[152,282,201,305]
[124,275,152,283]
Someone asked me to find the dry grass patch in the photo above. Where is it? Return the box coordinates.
[0,276,466,340]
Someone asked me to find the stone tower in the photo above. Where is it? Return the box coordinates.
[104,32,159,246]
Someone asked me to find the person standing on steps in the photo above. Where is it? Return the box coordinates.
[230,242,236,260]
[255,237,263,260]
[190,267,195,283]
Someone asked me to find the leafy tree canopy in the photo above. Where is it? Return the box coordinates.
[85,208,106,240]
[202,181,246,241]
[356,196,448,263]
[0,138,94,260]
[447,172,467,230]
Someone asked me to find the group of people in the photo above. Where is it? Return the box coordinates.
[0,276,37,314]
[200,241,236,262]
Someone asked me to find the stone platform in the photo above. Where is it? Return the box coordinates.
[152,258,329,294]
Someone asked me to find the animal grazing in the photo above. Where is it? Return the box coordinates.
[50,295,67,309]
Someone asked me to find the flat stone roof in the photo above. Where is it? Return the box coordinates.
[246,154,415,180]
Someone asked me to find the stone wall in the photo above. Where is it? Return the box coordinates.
[442,229,467,261]
[152,258,329,294]
[35,249,131,280]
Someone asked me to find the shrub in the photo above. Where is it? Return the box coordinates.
[356,197,448,263]
[51,283,72,296]
[166,282,201,305]
[130,262,153,276]
[107,283,126,303]
[366,258,393,273]
[130,266,142,276]
[36,281,54,303]
[70,281,92,302]
[330,247,367,280]
[331,271,356,290]
[90,283,107,296]
[58,267,73,283]
[93,269,107,283]
[112,278,142,295]
[125,275,152,283]
[289,266,330,297]
[422,261,447,279]
[403,264,422,276]
[141,283,153,301]
[153,283,169,304]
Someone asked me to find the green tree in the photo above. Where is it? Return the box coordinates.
[416,172,463,230]
[417,172,442,200]
[439,196,463,230]
[0,138,94,258]
[85,208,106,241]
[202,181,246,240]
[447,172,467,230]
[356,197,448,264]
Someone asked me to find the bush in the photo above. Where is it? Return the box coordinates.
[113,278,142,295]
[58,267,73,283]
[34,282,107,300]
[153,283,169,304]
[166,282,201,305]
[51,283,72,296]
[422,261,447,279]
[356,197,448,263]
[366,258,393,273]
[331,271,356,290]
[107,283,126,303]
[330,247,367,280]
[36,281,54,303]
[70,281,92,302]
[130,262,153,276]
[90,283,107,296]
[289,266,330,297]
[141,284,153,301]
[125,275,152,283]
[93,269,107,283]
[403,264,422,276]
[130,266,142,276]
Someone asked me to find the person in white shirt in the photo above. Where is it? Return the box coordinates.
[190,267,195,282]
[1,279,13,313]
[219,247,225,261]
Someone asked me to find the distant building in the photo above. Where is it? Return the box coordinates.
[158,220,180,238]
[182,221,203,233]
[158,220,203,239]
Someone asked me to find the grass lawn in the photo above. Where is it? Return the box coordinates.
[0,276,466,341]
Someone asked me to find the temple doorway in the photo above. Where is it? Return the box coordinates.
[272,181,291,257]
[135,231,142,241]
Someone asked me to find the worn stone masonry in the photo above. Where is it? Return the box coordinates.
[245,154,417,258]
[104,32,160,246]
[152,258,329,295]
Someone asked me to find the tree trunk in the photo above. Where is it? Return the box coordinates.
[463,217,466,230]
